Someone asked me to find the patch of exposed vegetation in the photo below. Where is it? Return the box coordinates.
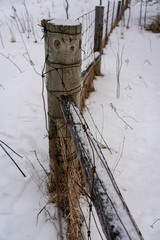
[146,14,160,33]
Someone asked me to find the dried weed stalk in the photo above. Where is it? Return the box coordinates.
[80,68,95,111]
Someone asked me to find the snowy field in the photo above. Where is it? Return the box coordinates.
[0,0,160,239]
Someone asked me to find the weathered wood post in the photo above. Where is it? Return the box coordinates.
[42,19,81,186]
[116,1,122,25]
[94,6,104,75]
[105,1,110,43]
[42,18,83,239]
[122,0,124,11]
[111,1,116,30]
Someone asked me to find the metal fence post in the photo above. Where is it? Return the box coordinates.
[94,6,104,75]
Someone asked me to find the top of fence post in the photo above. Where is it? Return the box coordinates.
[94,6,104,53]
[42,19,82,95]
[42,19,81,35]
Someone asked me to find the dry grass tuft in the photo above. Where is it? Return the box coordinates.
[146,15,160,33]
[80,68,96,112]
[48,120,87,239]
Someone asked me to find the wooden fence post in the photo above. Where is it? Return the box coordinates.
[105,1,110,43]
[116,1,122,25]
[94,6,104,75]
[41,19,82,189]
[111,1,116,30]
[42,19,84,239]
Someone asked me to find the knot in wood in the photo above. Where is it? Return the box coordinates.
[92,166,96,174]
[48,134,53,140]
[82,124,86,132]
[89,204,92,212]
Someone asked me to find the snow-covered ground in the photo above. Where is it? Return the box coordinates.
[0,0,160,239]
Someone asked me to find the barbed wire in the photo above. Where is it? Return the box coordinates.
[40,1,140,239]
[41,60,143,239]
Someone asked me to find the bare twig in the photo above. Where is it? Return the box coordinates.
[30,16,38,43]
[112,137,125,175]
[0,142,26,177]
[12,6,25,33]
[139,0,143,27]
[143,59,151,66]
[100,104,104,145]
[144,0,148,28]
[139,75,148,88]
[0,31,4,48]
[33,150,48,177]
[0,140,23,158]
[116,45,124,98]
[0,52,23,73]
[150,218,160,228]
[36,205,46,225]
[86,105,112,154]
[64,0,69,19]
[10,15,40,76]
[22,0,31,37]
[24,154,44,183]
[110,103,133,130]
[0,84,5,90]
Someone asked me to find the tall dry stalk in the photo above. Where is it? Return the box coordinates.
[64,0,69,19]
[116,45,124,98]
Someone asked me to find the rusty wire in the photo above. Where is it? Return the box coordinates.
[40,2,140,239]
[41,64,103,239]
[41,64,142,240]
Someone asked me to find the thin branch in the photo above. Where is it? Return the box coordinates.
[112,137,125,175]
[0,143,26,177]
[0,140,23,158]
[36,205,46,225]
[85,106,112,154]
[0,31,4,48]
[0,84,5,90]
[110,103,133,130]
[150,218,160,228]
[33,150,48,177]
[64,0,69,19]
[0,52,23,73]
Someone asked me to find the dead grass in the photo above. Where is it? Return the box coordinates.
[80,68,96,112]
[146,14,160,33]
[48,120,87,239]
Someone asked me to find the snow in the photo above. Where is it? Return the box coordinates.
[84,2,160,240]
[0,0,160,239]
[49,19,80,26]
[63,98,143,239]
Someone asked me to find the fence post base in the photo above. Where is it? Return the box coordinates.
[42,19,85,239]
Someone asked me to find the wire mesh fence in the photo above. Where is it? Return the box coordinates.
[77,0,127,73]
[41,1,136,239]
[77,9,95,72]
